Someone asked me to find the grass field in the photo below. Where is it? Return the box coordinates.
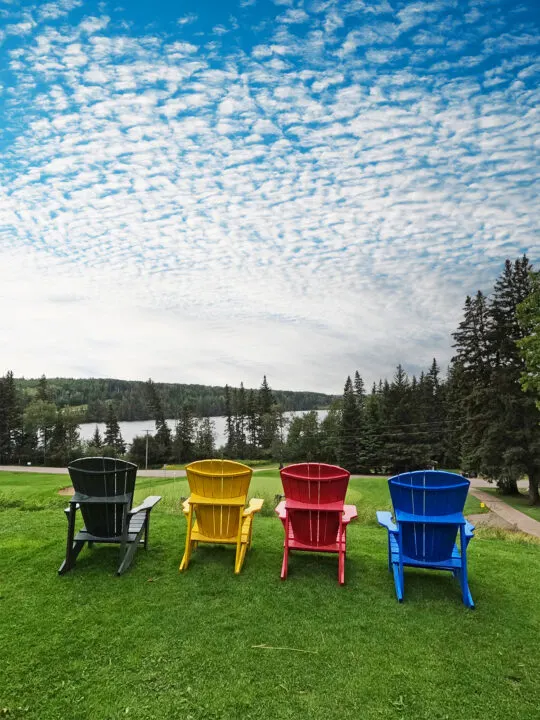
[1,471,539,720]
[481,487,540,523]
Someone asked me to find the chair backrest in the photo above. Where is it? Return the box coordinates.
[280,463,350,546]
[68,457,138,538]
[185,459,253,540]
[388,470,470,562]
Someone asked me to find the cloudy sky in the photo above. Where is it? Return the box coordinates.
[0,0,538,394]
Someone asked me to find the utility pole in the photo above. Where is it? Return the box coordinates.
[144,429,152,470]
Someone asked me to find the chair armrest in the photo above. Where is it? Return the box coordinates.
[464,520,475,538]
[275,500,286,520]
[182,499,190,516]
[243,498,264,516]
[377,511,398,533]
[343,505,358,524]
[128,495,161,516]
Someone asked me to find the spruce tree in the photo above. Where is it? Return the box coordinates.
[517,270,540,409]
[0,371,20,464]
[104,404,125,455]
[224,384,235,456]
[195,417,215,459]
[173,404,196,463]
[91,426,102,448]
[235,382,247,459]
[246,389,259,457]
[339,376,358,472]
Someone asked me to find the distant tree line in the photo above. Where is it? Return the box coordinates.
[1,256,538,502]
[12,377,335,423]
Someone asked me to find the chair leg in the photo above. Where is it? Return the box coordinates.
[58,540,85,575]
[338,549,345,585]
[458,527,474,608]
[180,506,194,572]
[143,513,150,550]
[117,540,138,576]
[59,505,80,575]
[281,546,289,580]
[235,541,248,574]
[391,560,404,602]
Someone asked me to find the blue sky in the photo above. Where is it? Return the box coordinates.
[0,0,538,393]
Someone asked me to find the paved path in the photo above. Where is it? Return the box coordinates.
[0,465,187,478]
[469,488,540,539]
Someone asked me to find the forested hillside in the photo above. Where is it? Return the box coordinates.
[13,377,335,422]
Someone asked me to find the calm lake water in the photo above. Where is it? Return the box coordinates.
[79,409,328,448]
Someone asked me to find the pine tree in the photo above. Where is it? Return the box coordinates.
[146,379,171,461]
[224,384,235,457]
[339,376,358,472]
[452,256,540,501]
[104,404,125,455]
[173,404,196,463]
[49,412,68,466]
[235,382,247,459]
[0,371,20,464]
[353,370,367,471]
[517,270,540,409]
[246,389,259,458]
[36,374,50,402]
[195,417,215,459]
[259,375,274,415]
[258,375,277,451]
[91,426,102,448]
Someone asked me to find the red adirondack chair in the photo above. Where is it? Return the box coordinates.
[276,463,357,585]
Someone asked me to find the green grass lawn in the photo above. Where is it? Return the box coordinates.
[0,471,538,720]
[481,487,540,523]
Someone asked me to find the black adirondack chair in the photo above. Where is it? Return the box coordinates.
[58,457,161,576]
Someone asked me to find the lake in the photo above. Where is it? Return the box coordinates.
[79,409,328,448]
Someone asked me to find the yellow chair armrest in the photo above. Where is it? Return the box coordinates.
[243,498,264,516]
[182,499,190,515]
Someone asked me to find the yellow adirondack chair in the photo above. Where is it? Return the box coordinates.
[179,459,264,574]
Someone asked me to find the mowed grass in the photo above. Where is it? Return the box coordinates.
[481,487,540,523]
[0,471,539,720]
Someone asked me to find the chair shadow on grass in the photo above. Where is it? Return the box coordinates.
[385,566,474,605]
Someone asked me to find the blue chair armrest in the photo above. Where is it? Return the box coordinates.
[377,511,397,533]
[465,520,475,538]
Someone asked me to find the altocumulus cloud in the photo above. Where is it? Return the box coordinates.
[0,0,538,392]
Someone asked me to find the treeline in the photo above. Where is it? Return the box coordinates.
[1,256,538,502]
[13,377,334,422]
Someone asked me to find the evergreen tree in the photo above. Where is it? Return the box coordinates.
[517,270,540,409]
[362,385,383,473]
[104,404,125,455]
[259,375,274,415]
[339,376,358,472]
[353,370,367,472]
[246,389,259,458]
[49,412,68,466]
[452,256,540,501]
[258,375,277,451]
[194,417,215,459]
[224,384,235,457]
[235,382,247,459]
[91,426,102,448]
[173,404,196,463]
[145,379,171,461]
[0,371,20,464]
[36,374,50,402]
[318,402,341,465]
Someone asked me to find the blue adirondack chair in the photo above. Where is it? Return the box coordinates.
[377,470,475,607]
